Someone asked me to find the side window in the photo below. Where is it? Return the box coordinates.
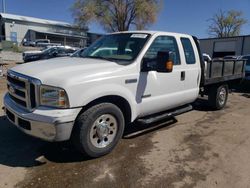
[181,38,196,64]
[144,36,181,65]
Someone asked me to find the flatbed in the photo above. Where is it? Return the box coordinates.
[204,59,246,85]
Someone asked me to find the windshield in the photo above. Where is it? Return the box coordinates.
[79,33,150,63]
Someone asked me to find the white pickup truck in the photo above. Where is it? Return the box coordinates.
[4,31,246,157]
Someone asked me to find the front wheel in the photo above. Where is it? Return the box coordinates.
[72,103,125,158]
[208,84,228,110]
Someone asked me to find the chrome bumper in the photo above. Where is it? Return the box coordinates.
[4,93,81,141]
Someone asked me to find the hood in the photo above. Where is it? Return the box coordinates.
[10,57,124,87]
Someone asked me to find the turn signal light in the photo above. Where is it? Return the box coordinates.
[165,61,173,72]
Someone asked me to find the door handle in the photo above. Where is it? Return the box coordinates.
[181,71,185,81]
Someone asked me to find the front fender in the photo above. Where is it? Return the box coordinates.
[69,83,138,122]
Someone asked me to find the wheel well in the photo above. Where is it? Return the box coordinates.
[78,95,132,125]
[203,83,229,95]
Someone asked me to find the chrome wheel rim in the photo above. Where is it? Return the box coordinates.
[218,88,227,106]
[90,114,118,148]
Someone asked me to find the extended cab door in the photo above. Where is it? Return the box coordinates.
[179,37,201,103]
[137,34,200,117]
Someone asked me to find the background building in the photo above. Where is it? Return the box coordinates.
[200,35,250,58]
[0,13,92,47]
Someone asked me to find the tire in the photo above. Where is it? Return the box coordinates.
[72,103,125,158]
[208,84,228,110]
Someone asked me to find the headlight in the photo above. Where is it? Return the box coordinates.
[40,85,69,108]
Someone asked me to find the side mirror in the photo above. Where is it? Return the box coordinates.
[156,51,174,73]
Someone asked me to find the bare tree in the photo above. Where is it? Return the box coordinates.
[71,0,162,32]
[208,10,247,37]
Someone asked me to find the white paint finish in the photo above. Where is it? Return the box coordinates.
[12,57,140,120]
[136,33,200,116]
[9,31,201,123]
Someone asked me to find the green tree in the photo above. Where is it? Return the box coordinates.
[72,0,162,32]
[208,10,247,37]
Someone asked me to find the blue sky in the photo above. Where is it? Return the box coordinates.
[1,0,250,38]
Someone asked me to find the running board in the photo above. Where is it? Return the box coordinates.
[137,105,193,124]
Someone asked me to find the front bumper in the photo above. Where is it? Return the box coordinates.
[4,93,81,141]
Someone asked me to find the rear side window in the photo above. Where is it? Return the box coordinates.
[144,36,181,65]
[181,38,196,64]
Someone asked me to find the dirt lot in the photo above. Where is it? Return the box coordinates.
[1,66,250,188]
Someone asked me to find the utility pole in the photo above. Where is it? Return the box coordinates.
[2,0,6,13]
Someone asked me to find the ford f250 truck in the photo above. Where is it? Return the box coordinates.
[4,31,246,157]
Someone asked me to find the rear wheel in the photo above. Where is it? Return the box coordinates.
[208,84,228,110]
[72,103,125,158]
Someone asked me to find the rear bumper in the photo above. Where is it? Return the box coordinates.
[4,93,81,141]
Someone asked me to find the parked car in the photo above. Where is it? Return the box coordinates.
[23,46,77,62]
[22,39,61,47]
[241,55,250,80]
[4,31,246,158]
[35,39,50,46]
[22,40,36,47]
[37,42,62,47]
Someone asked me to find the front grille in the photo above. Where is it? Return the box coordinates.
[7,71,39,110]
[9,94,27,107]
[7,75,26,88]
[30,83,36,108]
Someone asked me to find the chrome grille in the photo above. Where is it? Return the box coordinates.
[7,70,40,110]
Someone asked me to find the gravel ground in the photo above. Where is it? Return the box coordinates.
[0,51,23,63]
[0,64,250,188]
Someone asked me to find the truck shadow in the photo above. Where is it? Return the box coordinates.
[0,115,45,167]
[0,114,178,167]
[123,118,177,139]
[37,118,179,164]
[0,114,92,166]
[0,96,223,167]
[192,98,214,112]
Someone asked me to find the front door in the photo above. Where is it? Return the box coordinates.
[137,35,199,117]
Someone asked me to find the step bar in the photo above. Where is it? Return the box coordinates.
[137,105,193,124]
